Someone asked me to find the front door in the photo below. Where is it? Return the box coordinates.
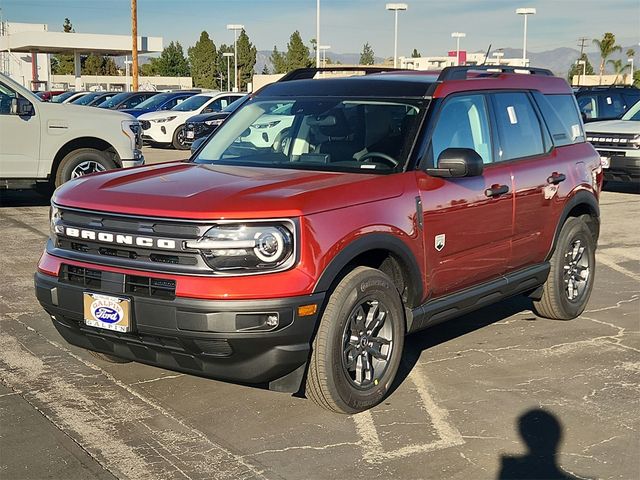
[419,93,513,299]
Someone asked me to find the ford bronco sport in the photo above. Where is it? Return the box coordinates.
[35,66,602,414]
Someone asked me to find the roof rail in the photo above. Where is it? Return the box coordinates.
[438,65,554,81]
[576,85,638,91]
[278,66,402,82]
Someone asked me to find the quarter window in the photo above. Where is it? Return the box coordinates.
[492,92,545,161]
[430,94,493,164]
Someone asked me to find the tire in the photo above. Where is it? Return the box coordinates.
[89,350,132,364]
[55,148,116,187]
[172,125,189,150]
[533,216,596,320]
[306,267,406,414]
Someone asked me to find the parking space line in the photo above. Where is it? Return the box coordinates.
[597,252,640,282]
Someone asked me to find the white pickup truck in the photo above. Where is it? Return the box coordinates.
[0,73,144,190]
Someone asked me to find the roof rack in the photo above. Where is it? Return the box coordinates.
[575,85,639,91]
[437,65,554,81]
[278,66,402,82]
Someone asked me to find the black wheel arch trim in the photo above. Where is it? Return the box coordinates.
[312,233,424,306]
[546,190,600,261]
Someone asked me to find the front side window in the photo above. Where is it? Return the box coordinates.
[194,97,423,174]
[577,94,598,120]
[598,93,624,119]
[430,94,492,164]
[492,92,545,161]
[0,82,18,115]
[172,95,212,112]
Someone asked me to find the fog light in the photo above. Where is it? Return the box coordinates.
[266,314,279,327]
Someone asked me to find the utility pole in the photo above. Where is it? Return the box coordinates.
[131,0,139,92]
[576,37,588,86]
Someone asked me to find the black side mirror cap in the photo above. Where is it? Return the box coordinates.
[11,97,35,116]
[190,136,206,154]
[425,147,484,178]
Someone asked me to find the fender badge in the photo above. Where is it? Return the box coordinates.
[435,234,446,252]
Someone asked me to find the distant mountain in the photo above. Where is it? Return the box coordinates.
[255,50,385,73]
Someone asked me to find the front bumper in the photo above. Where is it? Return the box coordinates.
[141,122,175,144]
[120,156,145,169]
[596,149,640,183]
[35,271,324,392]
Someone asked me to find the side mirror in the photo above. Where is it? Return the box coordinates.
[10,97,35,116]
[425,148,483,178]
[190,136,206,154]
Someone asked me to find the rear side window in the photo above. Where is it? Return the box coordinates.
[537,93,585,146]
[492,92,545,161]
[430,94,493,164]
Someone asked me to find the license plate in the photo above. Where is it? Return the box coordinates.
[186,130,194,139]
[600,156,610,168]
[83,292,132,333]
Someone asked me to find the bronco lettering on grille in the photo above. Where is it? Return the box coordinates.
[59,226,177,250]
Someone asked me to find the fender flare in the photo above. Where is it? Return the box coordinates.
[312,233,424,306]
[546,190,600,261]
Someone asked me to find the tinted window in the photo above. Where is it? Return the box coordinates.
[545,94,585,144]
[492,92,545,161]
[577,94,597,120]
[430,94,493,164]
[598,93,624,119]
[122,94,148,109]
[0,82,18,115]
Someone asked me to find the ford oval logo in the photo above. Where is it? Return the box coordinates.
[93,306,121,323]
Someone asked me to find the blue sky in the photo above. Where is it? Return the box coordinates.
[1,0,638,56]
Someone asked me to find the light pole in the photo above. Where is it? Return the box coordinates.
[316,0,321,68]
[577,59,586,86]
[451,32,466,66]
[226,24,244,92]
[385,3,407,68]
[628,58,634,85]
[124,57,132,92]
[319,45,331,67]
[516,7,536,66]
[223,52,234,92]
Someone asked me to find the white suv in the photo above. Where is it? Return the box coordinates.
[0,73,144,190]
[139,92,244,150]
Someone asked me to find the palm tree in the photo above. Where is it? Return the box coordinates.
[627,48,636,59]
[593,33,622,84]
[607,59,630,84]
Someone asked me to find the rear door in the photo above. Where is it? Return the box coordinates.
[418,92,513,298]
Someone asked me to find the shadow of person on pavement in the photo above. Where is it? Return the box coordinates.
[498,408,585,480]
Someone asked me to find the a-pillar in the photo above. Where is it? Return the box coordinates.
[73,51,82,90]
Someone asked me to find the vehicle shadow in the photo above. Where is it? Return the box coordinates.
[0,189,51,208]
[497,408,586,480]
[603,181,639,194]
[393,294,537,393]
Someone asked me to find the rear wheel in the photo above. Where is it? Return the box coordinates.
[55,148,116,187]
[533,217,596,320]
[89,350,132,364]
[306,267,405,414]
[172,125,189,150]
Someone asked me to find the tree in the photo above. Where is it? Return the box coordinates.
[607,59,630,84]
[593,33,622,84]
[359,42,375,65]
[627,48,636,59]
[261,64,270,74]
[236,29,257,91]
[270,45,287,74]
[411,48,421,58]
[188,31,217,89]
[284,31,313,70]
[567,53,594,84]
[51,19,75,75]
[216,43,233,90]
[82,54,118,76]
[151,41,190,77]
[139,62,157,77]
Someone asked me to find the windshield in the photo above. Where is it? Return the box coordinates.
[52,91,78,103]
[223,95,248,113]
[135,93,174,110]
[72,92,104,105]
[622,99,640,121]
[98,92,130,108]
[193,97,423,174]
[171,94,212,111]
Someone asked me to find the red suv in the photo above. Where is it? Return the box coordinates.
[36,66,603,414]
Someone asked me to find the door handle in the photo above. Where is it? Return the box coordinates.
[547,173,566,185]
[484,184,510,197]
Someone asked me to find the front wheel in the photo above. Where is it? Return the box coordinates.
[533,216,596,320]
[306,267,405,414]
[55,148,116,187]
[172,125,189,150]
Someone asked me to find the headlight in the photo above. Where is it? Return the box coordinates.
[204,119,224,127]
[185,221,295,274]
[49,204,61,240]
[151,116,177,123]
[121,120,140,149]
[253,120,281,129]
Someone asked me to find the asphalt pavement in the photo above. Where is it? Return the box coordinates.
[0,148,638,480]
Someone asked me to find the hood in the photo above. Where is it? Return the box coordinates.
[186,112,229,123]
[38,102,135,122]
[120,108,150,117]
[139,110,190,121]
[585,120,639,134]
[53,162,405,219]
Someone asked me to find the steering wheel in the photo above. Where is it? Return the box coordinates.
[359,151,399,169]
[272,127,291,154]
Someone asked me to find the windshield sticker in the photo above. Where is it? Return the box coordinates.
[507,106,518,124]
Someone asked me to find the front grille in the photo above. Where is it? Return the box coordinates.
[61,265,102,288]
[587,133,639,149]
[126,275,176,300]
[140,120,151,130]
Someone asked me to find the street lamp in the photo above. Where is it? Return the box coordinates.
[316,0,321,67]
[319,45,331,67]
[577,59,586,86]
[223,52,234,92]
[451,32,466,66]
[226,24,244,92]
[385,3,408,68]
[124,56,132,92]
[516,7,536,66]
[629,58,634,85]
